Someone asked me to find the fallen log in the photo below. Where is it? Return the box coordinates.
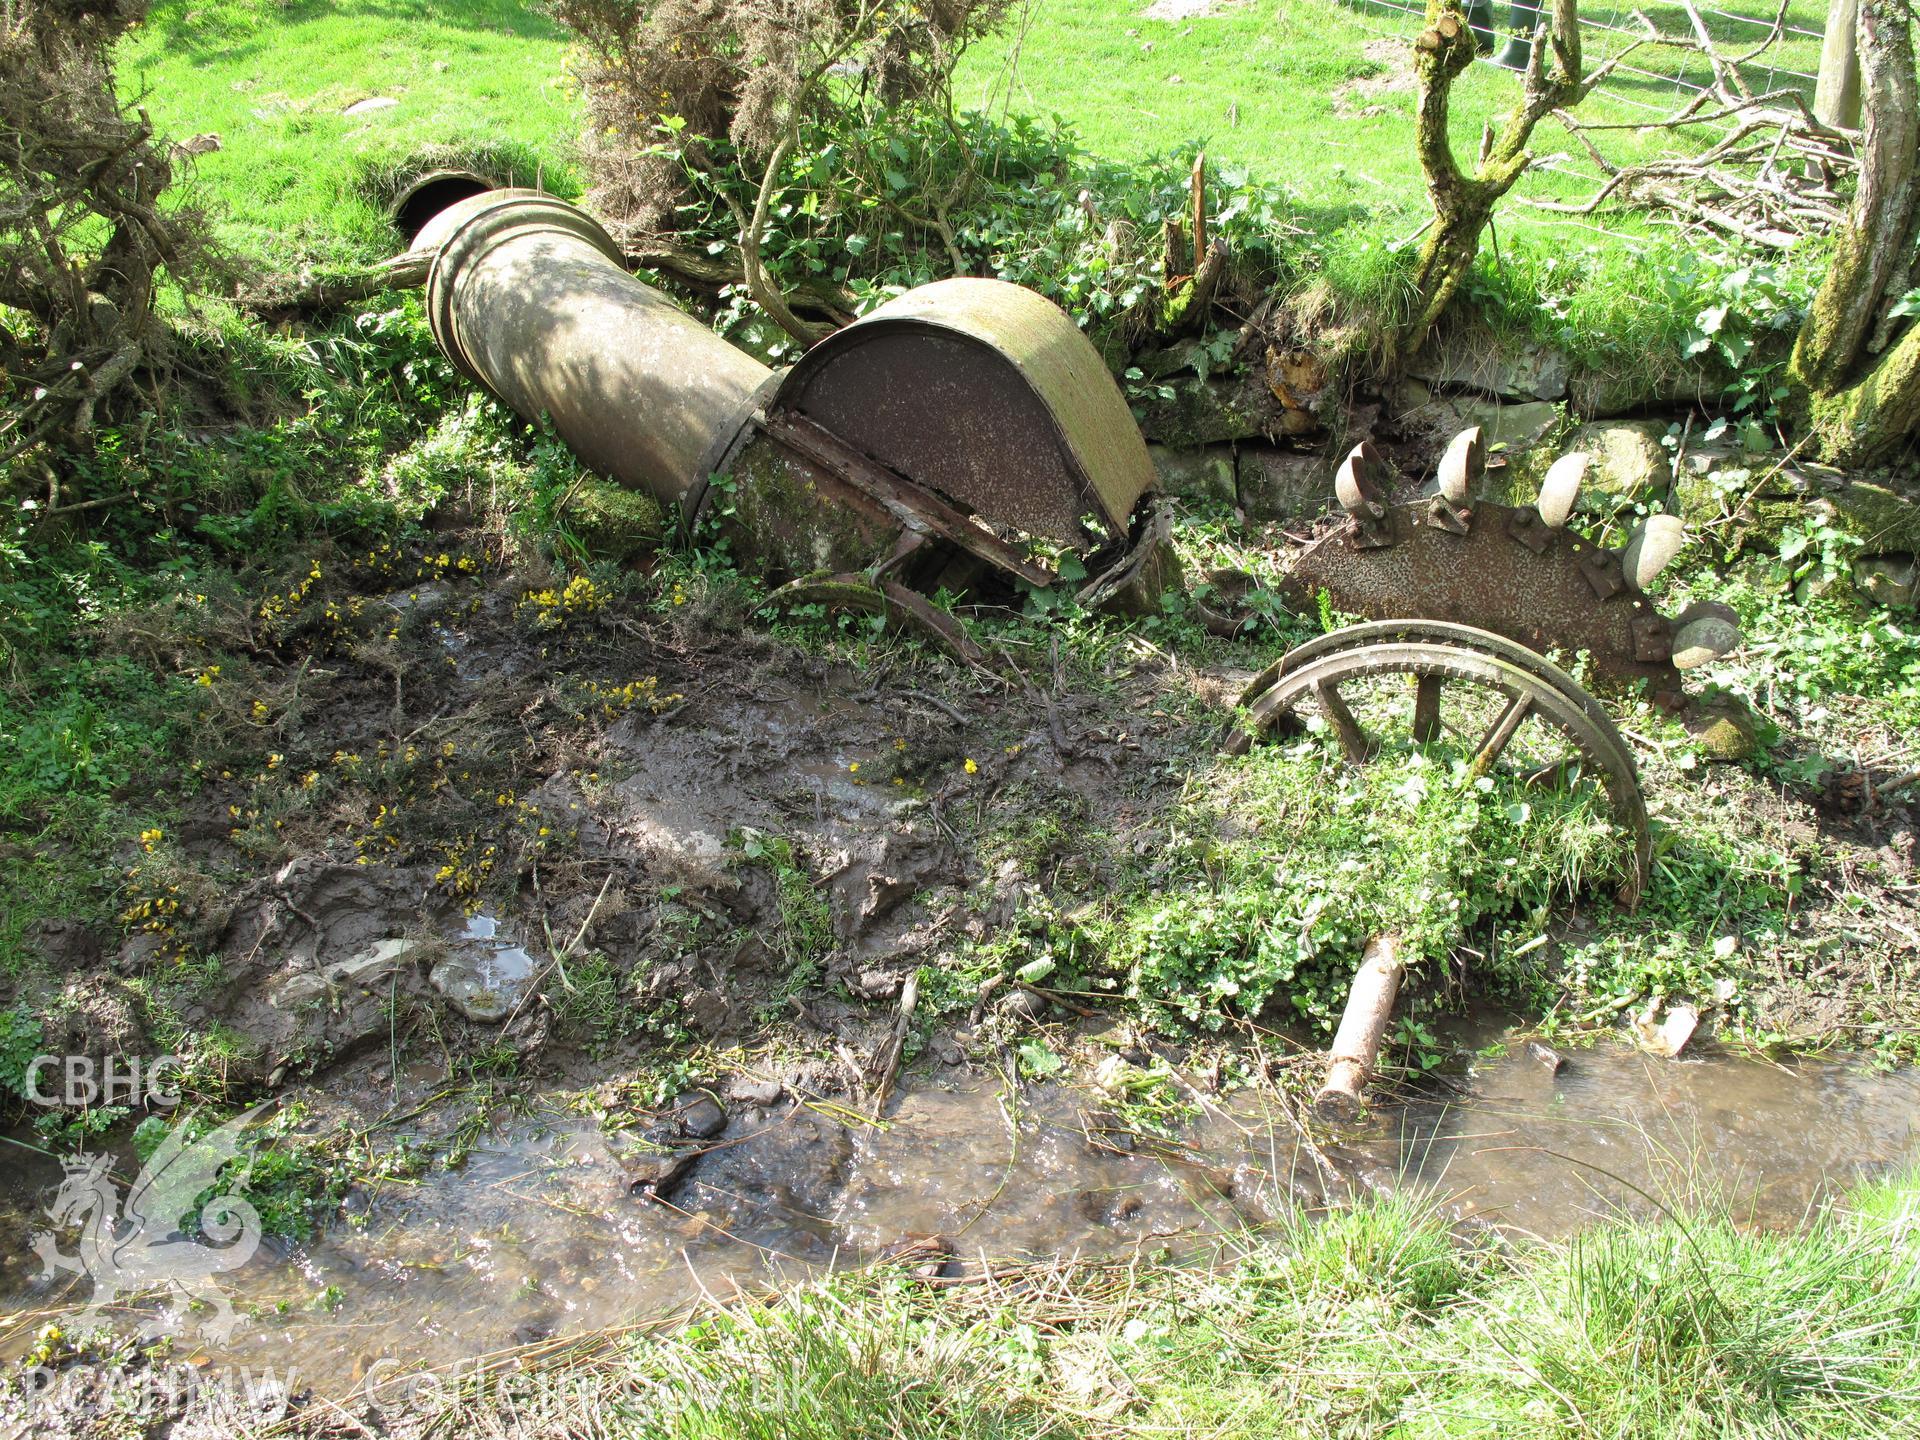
[241,250,432,318]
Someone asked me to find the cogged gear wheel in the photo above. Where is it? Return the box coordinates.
[1280,433,1742,711]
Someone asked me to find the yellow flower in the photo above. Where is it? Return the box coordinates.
[848,762,860,774]
[138,828,163,852]
[251,700,269,721]
[964,758,978,775]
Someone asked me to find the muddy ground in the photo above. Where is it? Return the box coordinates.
[4,512,1917,1217]
[7,528,1220,1128]
[4,500,1920,1440]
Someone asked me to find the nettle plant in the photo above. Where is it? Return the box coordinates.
[1683,261,1811,452]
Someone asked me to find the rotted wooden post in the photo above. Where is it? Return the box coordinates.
[1313,934,1407,1122]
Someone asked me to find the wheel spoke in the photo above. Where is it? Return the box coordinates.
[1313,679,1376,762]
[1411,673,1443,744]
[1470,692,1533,776]
[1229,631,1653,909]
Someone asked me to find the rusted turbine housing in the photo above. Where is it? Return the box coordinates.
[417,191,1161,601]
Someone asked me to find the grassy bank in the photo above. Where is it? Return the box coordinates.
[2,2,1913,1060]
[112,0,1835,376]
[961,0,1830,240]
[119,0,578,265]
[126,0,1829,259]
[619,1174,1920,1438]
[2,1,1918,1421]
[83,1165,1904,1438]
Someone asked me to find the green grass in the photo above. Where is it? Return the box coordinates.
[100,0,1833,393]
[119,0,579,264]
[385,1167,1920,1439]
[1096,733,1627,1031]
[957,0,1827,242]
[120,0,1825,271]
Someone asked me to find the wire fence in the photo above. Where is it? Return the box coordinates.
[1335,0,1830,213]
[1345,0,1822,100]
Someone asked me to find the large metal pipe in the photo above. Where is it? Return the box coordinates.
[416,190,771,519]
[411,191,1167,615]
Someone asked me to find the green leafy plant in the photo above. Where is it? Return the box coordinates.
[0,1007,45,1102]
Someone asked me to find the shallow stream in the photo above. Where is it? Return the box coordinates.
[3,1031,1916,1393]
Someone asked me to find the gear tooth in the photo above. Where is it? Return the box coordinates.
[1621,513,1686,593]
[1671,615,1741,668]
[1437,426,1484,505]
[1335,441,1382,515]
[1536,453,1588,530]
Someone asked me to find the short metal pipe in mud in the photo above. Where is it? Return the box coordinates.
[1314,934,1407,1122]
[417,190,771,520]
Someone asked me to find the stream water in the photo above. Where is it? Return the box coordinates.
[3,1031,1916,1394]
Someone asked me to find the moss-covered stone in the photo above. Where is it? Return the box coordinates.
[1685,699,1763,763]
[1235,447,1329,521]
[1567,362,1719,419]
[1136,369,1302,447]
[1824,477,1920,552]
[1562,421,1671,501]
[1410,321,1570,401]
[1147,444,1237,505]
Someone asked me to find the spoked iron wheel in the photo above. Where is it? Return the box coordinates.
[1226,620,1653,1121]
[1227,619,1652,909]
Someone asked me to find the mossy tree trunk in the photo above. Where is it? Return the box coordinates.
[1789,0,1920,468]
[1389,0,1607,375]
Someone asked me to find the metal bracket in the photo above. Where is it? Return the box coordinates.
[1424,495,1473,536]
[1351,506,1397,552]
[1579,545,1626,600]
[1631,613,1673,664]
[1507,505,1554,555]
[763,410,1057,589]
[1346,506,1396,550]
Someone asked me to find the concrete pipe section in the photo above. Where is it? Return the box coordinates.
[412,190,1170,610]
[417,190,773,525]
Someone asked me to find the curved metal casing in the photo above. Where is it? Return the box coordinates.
[770,278,1156,548]
[420,190,773,518]
[415,195,1163,597]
